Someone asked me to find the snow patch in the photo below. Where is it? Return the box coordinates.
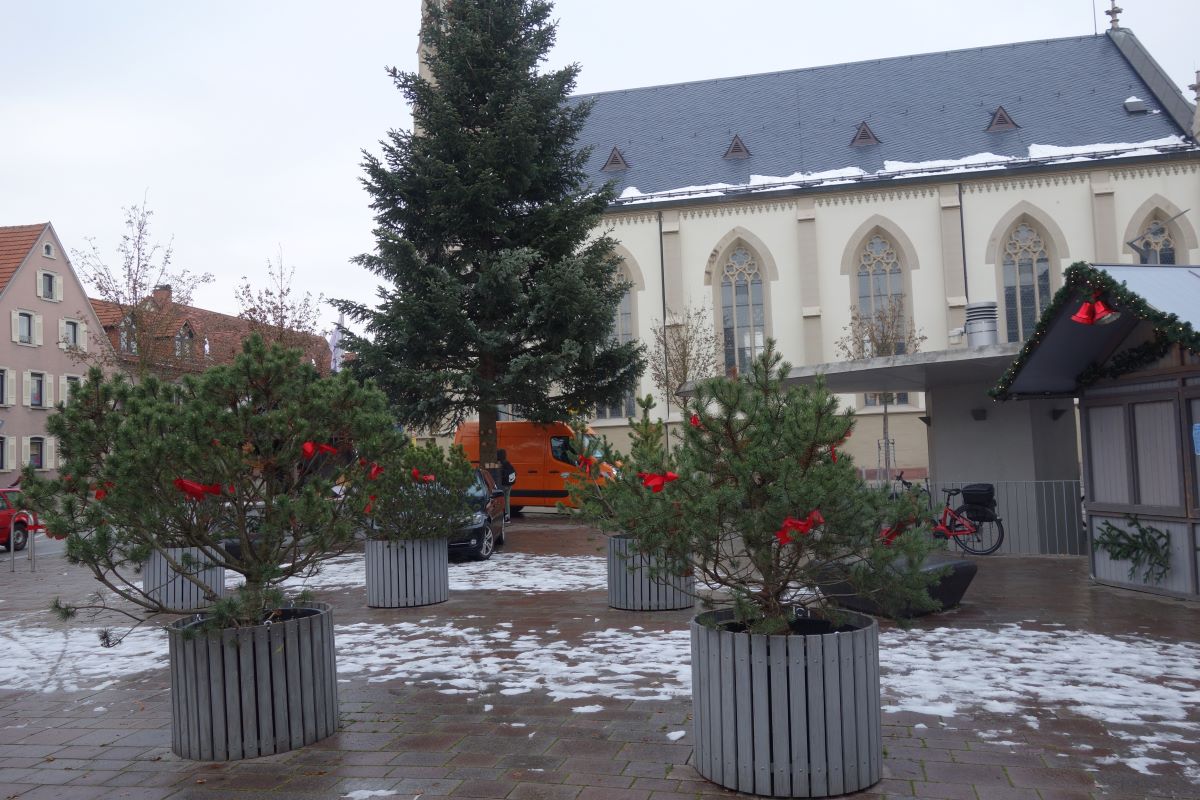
[572,705,604,713]
[667,730,686,741]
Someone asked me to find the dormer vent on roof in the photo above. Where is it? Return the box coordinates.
[986,106,1020,132]
[1123,96,1148,113]
[601,147,629,172]
[723,134,751,160]
[850,121,880,147]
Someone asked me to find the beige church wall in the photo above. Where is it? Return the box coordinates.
[1109,162,1200,264]
[811,188,948,359]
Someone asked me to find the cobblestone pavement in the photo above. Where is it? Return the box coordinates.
[1,514,1198,799]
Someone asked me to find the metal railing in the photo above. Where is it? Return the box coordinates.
[926,480,1085,556]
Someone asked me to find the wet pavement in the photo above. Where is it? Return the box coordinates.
[0,513,1197,799]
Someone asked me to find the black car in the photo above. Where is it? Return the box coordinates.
[449,468,506,560]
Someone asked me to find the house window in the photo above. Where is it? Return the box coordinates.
[721,246,765,376]
[65,376,81,400]
[119,320,138,353]
[43,243,53,258]
[29,437,44,470]
[18,312,33,345]
[42,273,56,300]
[175,327,194,357]
[30,372,45,407]
[64,320,79,347]
[595,288,636,420]
[1002,222,1051,342]
[0,437,6,470]
[864,391,910,407]
[1133,218,1176,264]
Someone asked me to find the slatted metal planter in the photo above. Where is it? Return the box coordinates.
[143,547,227,611]
[607,534,694,611]
[167,602,338,761]
[365,538,449,608]
[690,609,882,798]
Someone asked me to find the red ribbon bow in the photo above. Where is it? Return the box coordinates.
[689,414,702,429]
[174,478,223,502]
[94,488,108,501]
[637,471,679,493]
[302,441,338,459]
[411,467,435,482]
[364,494,376,515]
[775,509,825,545]
[367,463,384,481]
[577,455,596,475]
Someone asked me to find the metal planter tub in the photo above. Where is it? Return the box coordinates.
[143,547,227,611]
[607,534,694,611]
[365,538,449,608]
[166,602,338,761]
[690,608,882,798]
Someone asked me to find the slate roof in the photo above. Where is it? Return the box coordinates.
[574,30,1196,199]
[0,223,48,294]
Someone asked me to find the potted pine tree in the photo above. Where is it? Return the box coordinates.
[22,336,397,761]
[364,441,473,608]
[572,343,937,798]
[568,406,695,611]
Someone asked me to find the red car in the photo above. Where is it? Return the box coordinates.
[0,489,37,552]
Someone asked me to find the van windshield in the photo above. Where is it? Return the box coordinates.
[550,434,602,466]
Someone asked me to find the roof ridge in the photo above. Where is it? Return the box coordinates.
[573,33,1106,100]
[0,223,49,232]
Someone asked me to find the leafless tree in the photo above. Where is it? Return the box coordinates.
[71,200,214,380]
[649,303,721,402]
[835,295,927,478]
[235,249,327,366]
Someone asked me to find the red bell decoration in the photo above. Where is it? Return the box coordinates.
[1070,300,1096,325]
[1091,296,1119,324]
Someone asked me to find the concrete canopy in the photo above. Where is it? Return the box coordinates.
[782,343,1021,394]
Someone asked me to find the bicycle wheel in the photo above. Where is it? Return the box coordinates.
[951,506,1005,555]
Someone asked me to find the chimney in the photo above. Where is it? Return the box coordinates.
[964,301,999,347]
[152,284,173,307]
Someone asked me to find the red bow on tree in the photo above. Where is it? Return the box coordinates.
[637,471,679,493]
[577,455,596,475]
[94,488,108,501]
[830,429,851,463]
[174,478,223,502]
[367,462,384,481]
[302,441,316,460]
[774,509,825,545]
[689,414,702,429]
[422,474,436,483]
[364,495,376,515]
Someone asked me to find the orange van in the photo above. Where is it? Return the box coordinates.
[453,421,600,510]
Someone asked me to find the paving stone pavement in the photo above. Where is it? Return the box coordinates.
[1,513,1198,799]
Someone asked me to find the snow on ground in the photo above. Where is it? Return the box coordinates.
[240,552,608,594]
[0,614,165,693]
[335,620,692,702]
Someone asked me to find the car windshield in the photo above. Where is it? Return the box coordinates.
[465,470,489,503]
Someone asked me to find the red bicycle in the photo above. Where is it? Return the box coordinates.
[884,473,1006,555]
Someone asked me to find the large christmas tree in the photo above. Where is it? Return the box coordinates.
[336,0,644,465]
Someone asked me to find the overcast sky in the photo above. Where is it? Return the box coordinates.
[2,1,1196,336]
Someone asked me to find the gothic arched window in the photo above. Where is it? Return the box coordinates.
[721,246,765,376]
[857,235,904,318]
[596,283,636,420]
[1002,222,1051,343]
[1133,217,1176,265]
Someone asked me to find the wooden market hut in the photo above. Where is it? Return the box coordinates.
[993,261,1200,599]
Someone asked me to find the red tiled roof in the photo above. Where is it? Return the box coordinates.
[0,223,48,295]
[88,295,332,374]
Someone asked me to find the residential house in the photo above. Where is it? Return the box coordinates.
[89,285,332,378]
[0,223,111,480]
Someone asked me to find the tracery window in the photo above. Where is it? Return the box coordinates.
[1002,222,1051,343]
[1133,217,1176,265]
[857,235,903,318]
[595,287,636,420]
[721,246,765,376]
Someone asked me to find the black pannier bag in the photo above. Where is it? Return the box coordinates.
[961,483,997,521]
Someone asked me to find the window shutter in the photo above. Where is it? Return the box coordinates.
[22,371,30,406]
[10,311,18,343]
[79,322,88,353]
[43,374,54,407]
[60,375,68,403]
[33,314,42,346]
[58,319,67,350]
[4,438,14,472]
[5,369,14,406]
[20,437,29,467]
[54,275,63,301]
[35,272,44,299]
[44,437,56,471]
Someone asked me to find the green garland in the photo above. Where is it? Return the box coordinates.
[991,261,1200,400]
[1095,515,1171,584]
